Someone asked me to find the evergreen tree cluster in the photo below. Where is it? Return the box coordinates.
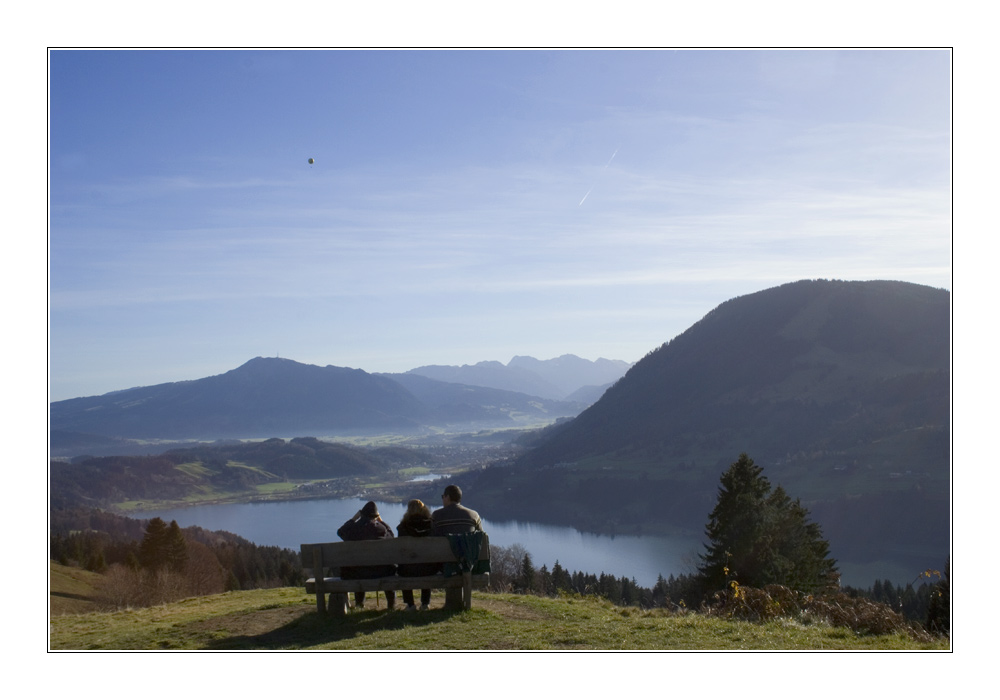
[488,543,701,610]
[698,453,838,595]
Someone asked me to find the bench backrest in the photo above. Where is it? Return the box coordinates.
[301,534,490,577]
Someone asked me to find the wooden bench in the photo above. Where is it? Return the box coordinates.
[301,533,490,615]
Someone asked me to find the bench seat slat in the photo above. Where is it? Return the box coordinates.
[301,537,481,572]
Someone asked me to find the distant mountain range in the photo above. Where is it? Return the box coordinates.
[50,354,629,454]
[406,355,632,401]
[467,280,950,572]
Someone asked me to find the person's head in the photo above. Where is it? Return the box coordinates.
[442,484,462,505]
[361,501,379,518]
[407,499,430,518]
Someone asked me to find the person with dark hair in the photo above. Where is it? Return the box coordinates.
[431,484,483,535]
[396,499,436,610]
[337,501,396,610]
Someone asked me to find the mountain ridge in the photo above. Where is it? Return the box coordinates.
[49,354,622,448]
[407,354,632,400]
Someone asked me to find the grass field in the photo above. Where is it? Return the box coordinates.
[49,563,947,651]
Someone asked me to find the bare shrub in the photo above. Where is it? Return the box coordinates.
[184,541,226,596]
[488,543,528,592]
[148,567,188,605]
[801,592,932,642]
[707,583,798,622]
[704,584,929,640]
[94,564,191,610]
[95,564,143,611]
[763,584,801,614]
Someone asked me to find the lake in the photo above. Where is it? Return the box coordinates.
[134,498,906,588]
[135,498,703,588]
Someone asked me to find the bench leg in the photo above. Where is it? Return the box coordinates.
[444,586,464,610]
[316,590,326,614]
[463,572,473,610]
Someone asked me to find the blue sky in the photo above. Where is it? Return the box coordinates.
[49,49,951,401]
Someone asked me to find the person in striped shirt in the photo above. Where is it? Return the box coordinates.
[431,484,483,535]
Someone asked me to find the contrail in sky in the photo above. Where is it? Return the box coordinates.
[579,148,619,205]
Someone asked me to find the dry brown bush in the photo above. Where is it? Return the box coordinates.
[705,584,932,641]
[184,541,226,596]
[801,592,932,642]
[95,548,218,610]
[707,583,798,621]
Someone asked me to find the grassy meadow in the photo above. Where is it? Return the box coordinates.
[49,562,947,651]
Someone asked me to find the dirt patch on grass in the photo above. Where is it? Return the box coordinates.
[187,603,314,638]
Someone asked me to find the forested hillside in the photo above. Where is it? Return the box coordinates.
[470,280,950,573]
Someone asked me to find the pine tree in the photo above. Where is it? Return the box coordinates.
[139,517,170,570]
[699,453,773,592]
[551,560,572,593]
[764,486,837,593]
[518,553,535,593]
[537,564,553,596]
[698,453,838,595]
[165,520,188,573]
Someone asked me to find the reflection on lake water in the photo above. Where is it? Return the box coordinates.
[134,498,905,588]
[135,498,702,588]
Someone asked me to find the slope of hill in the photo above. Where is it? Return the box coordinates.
[522,280,948,473]
[471,280,950,571]
[50,561,102,615]
[50,357,431,440]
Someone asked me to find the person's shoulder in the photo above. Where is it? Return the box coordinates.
[337,519,357,539]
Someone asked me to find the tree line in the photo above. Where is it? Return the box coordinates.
[51,507,302,609]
